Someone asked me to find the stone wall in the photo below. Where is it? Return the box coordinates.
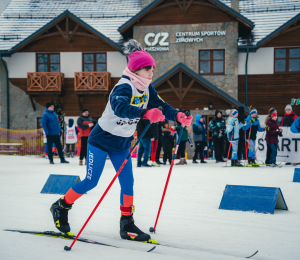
[0,61,45,130]
[140,0,155,9]
[133,22,239,99]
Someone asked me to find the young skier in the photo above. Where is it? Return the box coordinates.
[65,118,78,158]
[265,109,282,167]
[226,109,249,166]
[50,39,193,243]
[161,125,174,165]
[243,109,265,165]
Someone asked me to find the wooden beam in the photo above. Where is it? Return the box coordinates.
[66,18,69,41]
[68,23,79,42]
[181,79,195,100]
[185,0,194,13]
[55,24,68,44]
[167,79,181,101]
[183,0,186,14]
[77,96,82,111]
[283,24,300,34]
[29,95,36,111]
[174,0,183,11]
[158,87,216,97]
[74,32,98,39]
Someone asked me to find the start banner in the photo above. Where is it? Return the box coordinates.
[256,127,300,163]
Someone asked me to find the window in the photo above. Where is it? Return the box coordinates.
[36,53,60,72]
[274,48,300,73]
[199,50,225,74]
[82,53,106,72]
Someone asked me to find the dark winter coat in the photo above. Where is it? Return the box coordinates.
[42,109,62,136]
[280,112,298,126]
[238,106,247,141]
[176,123,188,142]
[161,128,174,152]
[136,119,154,139]
[77,114,96,137]
[244,115,264,140]
[208,110,226,138]
[266,118,280,144]
[152,122,159,140]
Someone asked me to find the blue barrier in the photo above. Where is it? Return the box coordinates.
[293,168,300,183]
[41,174,81,195]
[219,185,288,214]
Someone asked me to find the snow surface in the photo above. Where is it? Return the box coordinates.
[0,155,300,260]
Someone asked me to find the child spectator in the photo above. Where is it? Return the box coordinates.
[161,125,174,165]
[265,108,282,167]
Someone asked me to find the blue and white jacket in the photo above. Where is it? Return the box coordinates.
[291,116,300,133]
[226,117,249,141]
[243,115,265,140]
[88,76,178,153]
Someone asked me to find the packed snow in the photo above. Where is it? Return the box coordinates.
[0,155,299,260]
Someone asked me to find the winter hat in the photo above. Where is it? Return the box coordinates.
[82,108,88,113]
[46,102,53,109]
[123,39,156,71]
[285,104,292,111]
[231,109,238,117]
[215,110,222,117]
[250,109,258,115]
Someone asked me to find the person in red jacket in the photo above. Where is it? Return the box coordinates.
[280,104,297,127]
[266,108,282,167]
[77,108,96,165]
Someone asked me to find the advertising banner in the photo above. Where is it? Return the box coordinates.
[256,127,300,163]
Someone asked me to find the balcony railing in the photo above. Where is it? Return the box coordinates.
[74,72,111,92]
[27,72,64,92]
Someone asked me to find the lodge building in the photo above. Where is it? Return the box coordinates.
[0,0,299,132]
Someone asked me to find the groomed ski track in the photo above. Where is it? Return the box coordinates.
[0,155,299,260]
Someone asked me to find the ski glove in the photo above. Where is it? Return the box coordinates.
[264,126,269,131]
[176,112,193,126]
[250,118,255,123]
[142,108,165,123]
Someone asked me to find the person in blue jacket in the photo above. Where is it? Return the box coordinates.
[42,102,69,164]
[49,39,193,243]
[192,114,207,163]
[243,109,265,165]
[226,109,250,166]
[291,116,300,133]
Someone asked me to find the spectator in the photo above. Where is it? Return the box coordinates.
[280,104,298,127]
[192,114,207,163]
[237,106,247,161]
[291,116,300,133]
[77,108,96,165]
[155,121,165,165]
[265,108,282,167]
[137,119,154,167]
[150,123,160,167]
[175,122,189,165]
[209,110,226,163]
[65,118,78,158]
[42,102,69,164]
[161,125,174,165]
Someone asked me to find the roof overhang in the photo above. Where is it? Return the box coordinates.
[256,13,300,49]
[153,62,249,112]
[118,0,254,35]
[10,10,122,53]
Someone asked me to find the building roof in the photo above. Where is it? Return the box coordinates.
[0,0,141,51]
[10,10,123,53]
[118,0,254,34]
[221,0,300,46]
[152,62,249,112]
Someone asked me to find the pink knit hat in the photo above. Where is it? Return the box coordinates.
[128,50,156,71]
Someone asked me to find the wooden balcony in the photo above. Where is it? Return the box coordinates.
[27,72,64,94]
[74,72,111,94]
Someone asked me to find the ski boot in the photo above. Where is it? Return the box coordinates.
[232,160,242,167]
[50,196,73,235]
[66,152,70,158]
[120,213,157,244]
[71,152,74,158]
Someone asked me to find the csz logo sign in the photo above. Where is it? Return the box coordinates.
[144,32,169,52]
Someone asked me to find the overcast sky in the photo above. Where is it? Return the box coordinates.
[0,0,11,15]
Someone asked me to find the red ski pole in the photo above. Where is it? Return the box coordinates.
[244,131,248,162]
[149,125,184,233]
[64,121,152,251]
[226,134,233,167]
